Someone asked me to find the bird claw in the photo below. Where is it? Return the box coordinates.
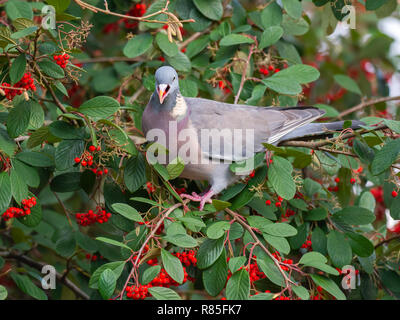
[180,191,214,211]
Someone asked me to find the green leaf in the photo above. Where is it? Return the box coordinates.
[50,172,82,192]
[228,256,247,273]
[161,249,184,284]
[96,237,132,251]
[111,203,144,223]
[292,285,310,300]
[282,15,309,36]
[353,139,375,164]
[10,53,26,84]
[156,33,178,57]
[334,74,362,95]
[6,1,33,20]
[193,0,223,21]
[37,60,65,79]
[268,156,296,200]
[179,79,198,97]
[186,35,209,58]
[0,285,7,300]
[46,0,70,12]
[332,206,376,225]
[148,286,181,300]
[7,100,31,138]
[203,250,228,296]
[259,26,283,49]
[124,153,146,193]
[89,261,126,289]
[206,221,231,239]
[261,2,282,29]
[0,172,12,211]
[305,207,327,221]
[16,151,54,167]
[346,232,374,257]
[281,0,303,19]
[299,251,327,265]
[11,26,38,39]
[327,230,352,268]
[163,233,198,248]
[10,167,28,204]
[98,269,116,300]
[79,96,120,119]
[49,120,85,140]
[366,0,389,10]
[54,139,84,171]
[263,234,290,255]
[123,33,153,58]
[226,268,250,300]
[262,223,298,237]
[257,254,285,286]
[10,273,47,300]
[220,34,254,46]
[310,274,346,300]
[371,139,400,175]
[166,157,185,180]
[197,236,225,269]
[56,230,76,257]
[166,51,191,72]
[142,265,161,285]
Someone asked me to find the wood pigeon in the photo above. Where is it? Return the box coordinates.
[142,66,362,210]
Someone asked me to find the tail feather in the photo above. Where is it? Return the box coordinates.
[277,120,364,143]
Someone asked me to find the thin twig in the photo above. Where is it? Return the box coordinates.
[337,95,400,119]
[234,41,256,104]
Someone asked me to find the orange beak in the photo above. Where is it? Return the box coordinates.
[157,84,169,104]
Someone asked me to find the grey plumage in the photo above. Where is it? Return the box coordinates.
[142,66,362,210]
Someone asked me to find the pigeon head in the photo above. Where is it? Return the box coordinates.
[154,66,179,104]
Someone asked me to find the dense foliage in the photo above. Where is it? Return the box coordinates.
[0,0,400,301]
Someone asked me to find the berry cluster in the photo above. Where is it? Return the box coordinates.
[0,156,10,172]
[53,53,70,69]
[126,266,191,300]
[174,250,197,267]
[301,238,312,251]
[1,73,36,101]
[146,182,156,193]
[265,196,283,208]
[175,187,186,195]
[74,146,109,176]
[271,251,293,272]
[2,197,37,221]
[218,80,232,94]
[85,253,103,261]
[75,206,112,226]
[123,3,146,28]
[259,64,283,76]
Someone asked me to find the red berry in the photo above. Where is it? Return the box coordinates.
[89,145,96,152]
[265,200,271,206]
[74,157,81,163]
[392,190,398,198]
[350,178,356,184]
[335,177,340,183]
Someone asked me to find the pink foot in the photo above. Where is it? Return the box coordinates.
[180,190,214,211]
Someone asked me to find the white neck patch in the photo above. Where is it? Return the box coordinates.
[170,93,188,119]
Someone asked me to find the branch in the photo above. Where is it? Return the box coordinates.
[225,208,295,289]
[119,201,187,299]
[374,235,400,249]
[337,95,400,119]
[72,57,143,64]
[280,124,388,149]
[73,0,194,26]
[234,41,256,104]
[0,251,90,300]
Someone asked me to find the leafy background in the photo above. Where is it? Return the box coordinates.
[0,0,400,300]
